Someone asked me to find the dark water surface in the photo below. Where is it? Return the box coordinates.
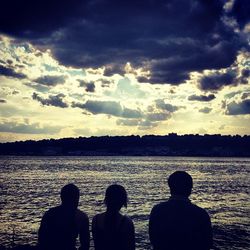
[0,156,249,249]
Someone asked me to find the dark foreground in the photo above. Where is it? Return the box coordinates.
[0,246,35,250]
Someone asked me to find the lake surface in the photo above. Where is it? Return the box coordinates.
[0,156,249,249]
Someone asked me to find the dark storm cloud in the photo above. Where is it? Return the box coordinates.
[230,0,250,29]
[188,94,216,102]
[199,107,212,114]
[226,99,250,115]
[72,100,142,118]
[199,68,249,91]
[104,65,126,77]
[0,0,84,37]
[0,65,26,79]
[0,99,7,103]
[32,92,68,108]
[199,71,236,91]
[0,121,61,134]
[0,1,247,85]
[0,0,249,85]
[35,75,65,86]
[240,69,250,84]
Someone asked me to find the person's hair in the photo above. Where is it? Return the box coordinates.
[104,184,128,210]
[168,171,193,196]
[60,183,80,206]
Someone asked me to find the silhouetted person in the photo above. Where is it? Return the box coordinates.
[38,184,89,250]
[149,171,213,250]
[92,184,135,250]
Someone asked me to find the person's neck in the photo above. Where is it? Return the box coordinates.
[106,208,120,215]
[61,203,77,210]
[169,194,190,201]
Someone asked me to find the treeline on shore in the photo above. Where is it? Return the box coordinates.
[1,133,250,157]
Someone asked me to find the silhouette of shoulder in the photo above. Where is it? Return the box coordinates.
[38,205,89,250]
[150,199,211,229]
[152,199,209,216]
[149,199,212,250]
[42,206,88,226]
[92,212,133,231]
[75,209,89,227]
[92,212,135,250]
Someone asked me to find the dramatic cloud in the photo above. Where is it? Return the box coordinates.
[0,0,249,140]
[35,75,65,86]
[0,121,61,134]
[78,80,95,92]
[85,83,95,92]
[72,100,143,119]
[138,120,158,130]
[199,107,212,114]
[24,82,50,93]
[198,69,249,91]
[230,0,250,29]
[0,0,84,36]
[146,112,171,122]
[188,94,216,102]
[156,99,179,112]
[240,69,250,84]
[116,118,158,130]
[199,71,236,91]
[116,119,139,126]
[12,90,20,95]
[226,99,250,115]
[242,92,250,100]
[32,92,68,108]
[0,65,26,79]
[0,1,248,85]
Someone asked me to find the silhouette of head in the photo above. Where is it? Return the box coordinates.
[104,184,128,211]
[168,171,193,197]
[60,183,80,208]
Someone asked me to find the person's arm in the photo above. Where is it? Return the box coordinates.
[38,211,51,249]
[123,217,135,250]
[204,212,213,250]
[149,206,158,248]
[91,215,102,250]
[200,211,213,250]
[79,213,90,250]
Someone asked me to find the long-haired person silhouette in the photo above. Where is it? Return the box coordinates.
[38,184,90,250]
[92,184,135,250]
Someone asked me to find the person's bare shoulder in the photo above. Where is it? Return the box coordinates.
[76,209,89,223]
[122,215,134,228]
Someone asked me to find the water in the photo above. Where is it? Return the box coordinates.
[0,156,249,249]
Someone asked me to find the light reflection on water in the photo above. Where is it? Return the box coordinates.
[0,156,249,250]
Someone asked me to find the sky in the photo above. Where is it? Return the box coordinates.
[0,0,249,142]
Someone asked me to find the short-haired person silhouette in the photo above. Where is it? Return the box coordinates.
[149,171,213,250]
[38,184,89,250]
[92,184,135,250]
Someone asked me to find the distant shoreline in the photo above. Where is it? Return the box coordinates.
[1,134,250,157]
